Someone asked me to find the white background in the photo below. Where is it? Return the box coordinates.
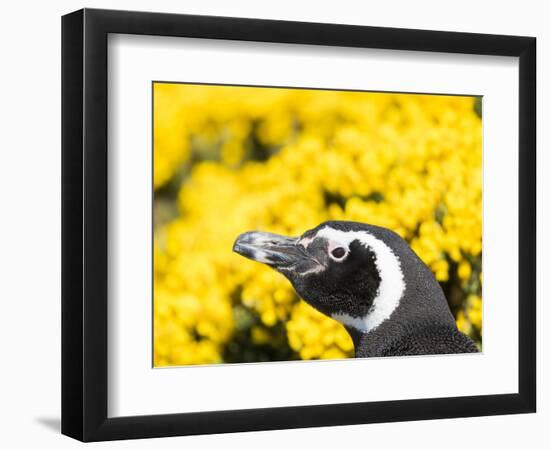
[0,0,546,448]
[109,35,518,417]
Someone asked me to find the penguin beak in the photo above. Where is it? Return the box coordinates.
[233,231,309,269]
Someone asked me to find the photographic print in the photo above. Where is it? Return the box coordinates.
[62,10,535,440]
[153,83,482,367]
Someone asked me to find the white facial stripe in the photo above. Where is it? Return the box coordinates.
[315,226,406,333]
[299,236,314,248]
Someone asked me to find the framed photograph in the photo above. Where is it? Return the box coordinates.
[61,8,536,442]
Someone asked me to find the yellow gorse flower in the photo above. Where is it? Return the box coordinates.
[153,84,482,366]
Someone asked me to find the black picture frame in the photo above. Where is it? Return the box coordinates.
[61,8,536,442]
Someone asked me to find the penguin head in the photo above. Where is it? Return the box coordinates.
[233,221,411,333]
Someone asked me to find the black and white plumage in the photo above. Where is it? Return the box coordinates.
[233,220,478,357]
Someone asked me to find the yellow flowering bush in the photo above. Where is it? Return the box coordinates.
[153,83,482,366]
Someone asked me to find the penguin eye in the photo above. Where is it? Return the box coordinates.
[330,247,347,259]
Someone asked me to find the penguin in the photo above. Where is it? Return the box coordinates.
[233,220,478,357]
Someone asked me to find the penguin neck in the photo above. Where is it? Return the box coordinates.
[344,321,401,357]
[343,290,457,357]
[344,326,369,356]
